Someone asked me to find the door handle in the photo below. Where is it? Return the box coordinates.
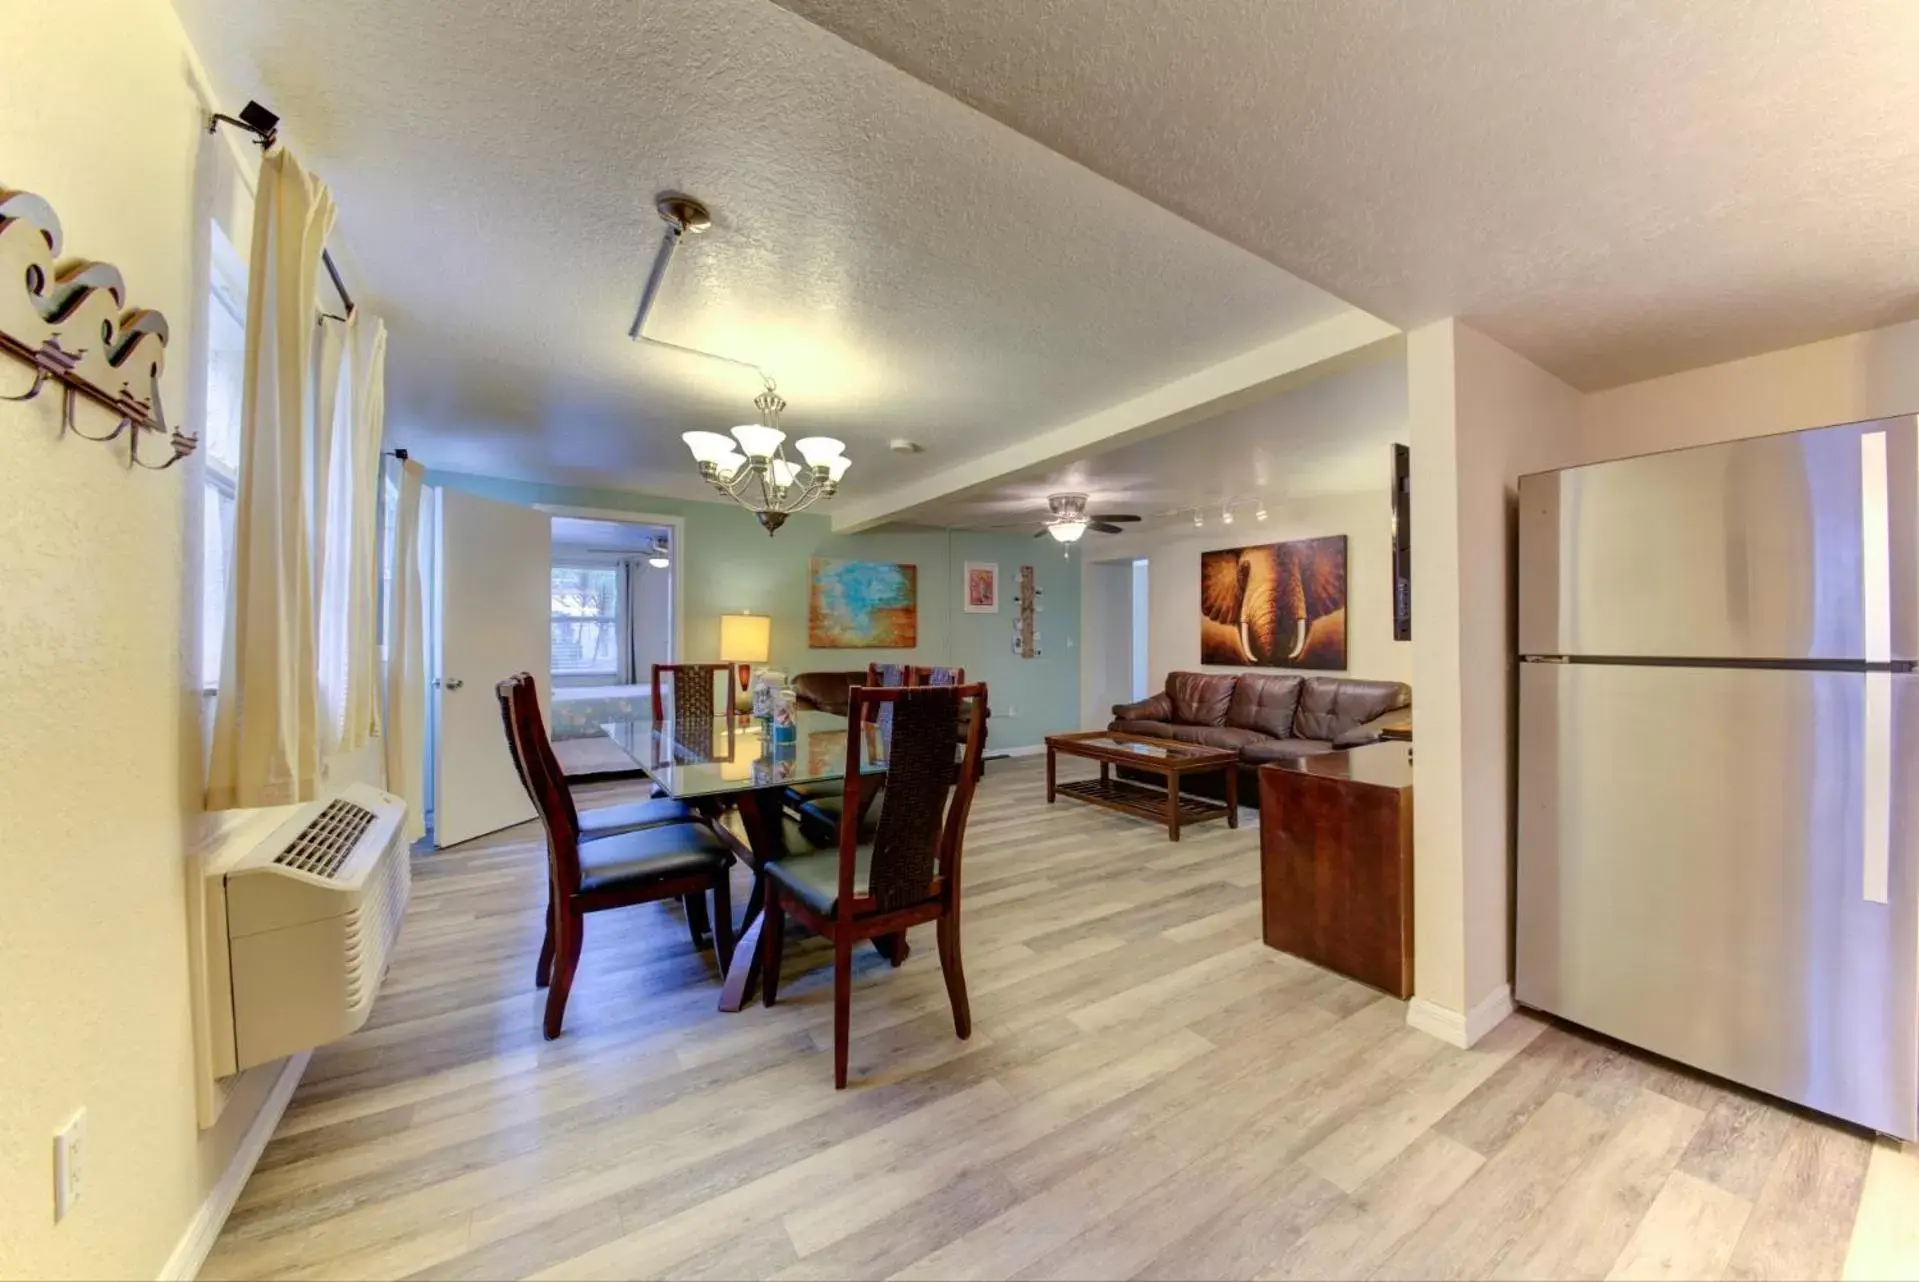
[436,677,465,691]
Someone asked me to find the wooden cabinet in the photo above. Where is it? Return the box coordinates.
[1257,743,1414,998]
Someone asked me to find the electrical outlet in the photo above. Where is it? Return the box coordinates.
[53,1108,85,1222]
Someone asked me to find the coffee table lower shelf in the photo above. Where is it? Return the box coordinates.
[1053,776,1229,830]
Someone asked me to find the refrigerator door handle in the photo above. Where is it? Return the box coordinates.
[1864,671,1892,905]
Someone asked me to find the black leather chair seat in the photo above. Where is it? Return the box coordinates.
[578,796,698,836]
[764,843,876,916]
[576,823,729,894]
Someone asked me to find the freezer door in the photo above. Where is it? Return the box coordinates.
[1516,661,1919,1138]
[1518,416,1919,661]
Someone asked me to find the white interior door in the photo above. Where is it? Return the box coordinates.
[433,488,551,847]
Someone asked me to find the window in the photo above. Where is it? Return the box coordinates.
[551,563,623,679]
[200,226,247,695]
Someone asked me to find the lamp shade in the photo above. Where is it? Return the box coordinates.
[1048,519,1089,543]
[730,423,786,460]
[683,430,736,465]
[719,612,771,663]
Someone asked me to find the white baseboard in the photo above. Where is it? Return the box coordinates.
[1406,985,1515,1050]
[160,1051,309,1282]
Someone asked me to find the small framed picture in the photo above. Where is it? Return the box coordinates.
[963,561,999,613]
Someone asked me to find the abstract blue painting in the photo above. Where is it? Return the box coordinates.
[808,558,918,648]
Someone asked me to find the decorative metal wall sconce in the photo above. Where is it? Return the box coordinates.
[0,187,196,470]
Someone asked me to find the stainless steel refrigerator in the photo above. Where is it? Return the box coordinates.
[1516,414,1919,1138]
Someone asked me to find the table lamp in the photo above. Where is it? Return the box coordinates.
[719,612,771,695]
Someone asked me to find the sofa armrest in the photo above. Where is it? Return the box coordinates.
[1356,699,1411,737]
[1112,691,1172,722]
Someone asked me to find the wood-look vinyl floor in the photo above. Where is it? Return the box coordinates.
[204,758,1911,1281]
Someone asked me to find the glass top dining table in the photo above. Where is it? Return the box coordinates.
[597,709,887,799]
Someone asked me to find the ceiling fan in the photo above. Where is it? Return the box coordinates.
[1031,493,1142,543]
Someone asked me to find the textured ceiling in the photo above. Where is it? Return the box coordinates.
[172,0,1353,500]
[775,0,1919,390]
[915,351,1407,533]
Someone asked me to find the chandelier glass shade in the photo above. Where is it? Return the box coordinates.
[682,388,848,534]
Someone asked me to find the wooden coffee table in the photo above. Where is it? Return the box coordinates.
[1044,731,1238,841]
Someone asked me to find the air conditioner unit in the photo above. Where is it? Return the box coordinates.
[202,783,411,1077]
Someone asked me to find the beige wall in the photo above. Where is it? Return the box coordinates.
[1576,315,1919,465]
[1408,319,1580,1027]
[0,4,304,1276]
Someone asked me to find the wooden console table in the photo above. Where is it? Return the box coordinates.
[1044,731,1238,841]
[1258,742,1413,997]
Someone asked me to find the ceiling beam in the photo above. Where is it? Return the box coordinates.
[829,308,1401,532]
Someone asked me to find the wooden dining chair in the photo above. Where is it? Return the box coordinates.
[495,673,697,836]
[498,675,735,1039]
[786,663,911,839]
[652,663,738,722]
[760,681,989,1088]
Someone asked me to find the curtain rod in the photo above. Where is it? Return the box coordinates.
[208,102,355,317]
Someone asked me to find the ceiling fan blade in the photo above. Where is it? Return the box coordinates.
[1034,528,1049,538]
[1091,513,1142,522]
[1089,521,1125,534]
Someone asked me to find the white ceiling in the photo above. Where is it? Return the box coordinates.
[914,351,1407,533]
[774,0,1919,390]
[172,0,1357,503]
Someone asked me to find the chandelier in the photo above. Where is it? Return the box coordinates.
[681,386,849,535]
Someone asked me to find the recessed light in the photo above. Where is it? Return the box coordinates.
[1255,504,1268,521]
[889,439,925,455]
[1192,511,1204,528]
[1221,508,1234,526]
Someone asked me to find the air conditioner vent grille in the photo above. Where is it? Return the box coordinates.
[273,798,377,880]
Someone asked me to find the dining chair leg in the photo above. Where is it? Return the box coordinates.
[543,909,585,1041]
[712,868,735,970]
[937,911,971,1040]
[760,882,785,1007]
[684,892,712,951]
[535,894,556,990]
[833,931,854,1089]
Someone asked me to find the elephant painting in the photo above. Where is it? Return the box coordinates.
[1199,535,1347,669]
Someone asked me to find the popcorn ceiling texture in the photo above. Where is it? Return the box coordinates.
[776,0,1919,391]
[170,0,1358,500]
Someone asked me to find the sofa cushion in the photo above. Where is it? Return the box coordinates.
[1294,678,1411,741]
[1238,738,1336,765]
[1167,672,1235,726]
[1225,674,1304,738]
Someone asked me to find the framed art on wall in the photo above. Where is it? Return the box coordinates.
[1198,535,1348,669]
[808,558,919,647]
[963,561,999,613]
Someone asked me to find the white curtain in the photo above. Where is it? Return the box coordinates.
[316,313,388,753]
[208,148,337,810]
[384,457,428,841]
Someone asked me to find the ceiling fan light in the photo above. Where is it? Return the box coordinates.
[683,430,736,466]
[730,423,786,460]
[1049,519,1088,543]
[793,436,845,468]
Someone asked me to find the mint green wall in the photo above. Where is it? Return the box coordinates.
[428,471,1085,748]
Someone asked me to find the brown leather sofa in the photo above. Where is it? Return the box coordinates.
[1110,671,1410,808]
